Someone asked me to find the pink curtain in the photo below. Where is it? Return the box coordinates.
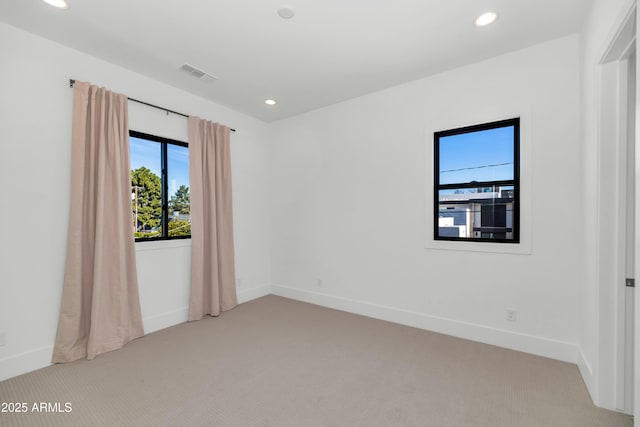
[188,117,238,320]
[52,82,144,363]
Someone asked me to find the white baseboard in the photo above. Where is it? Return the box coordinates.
[577,346,596,404]
[0,285,272,382]
[0,306,193,382]
[143,307,189,334]
[1,284,582,388]
[0,346,53,382]
[237,284,271,304]
[577,347,632,414]
[142,284,271,334]
[271,284,579,364]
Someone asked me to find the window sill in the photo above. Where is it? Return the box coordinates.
[424,237,531,255]
[135,238,191,252]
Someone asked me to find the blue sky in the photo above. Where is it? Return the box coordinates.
[130,136,189,197]
[438,125,514,185]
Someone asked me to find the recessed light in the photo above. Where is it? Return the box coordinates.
[475,12,497,27]
[265,99,277,106]
[277,6,295,19]
[41,0,69,9]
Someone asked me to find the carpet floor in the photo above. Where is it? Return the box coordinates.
[0,295,633,426]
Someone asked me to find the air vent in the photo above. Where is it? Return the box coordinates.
[180,63,218,83]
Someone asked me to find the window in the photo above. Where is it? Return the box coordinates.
[434,118,519,243]
[130,130,191,241]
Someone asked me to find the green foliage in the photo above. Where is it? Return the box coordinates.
[134,230,161,239]
[169,185,190,215]
[168,220,191,237]
[131,168,191,239]
[131,167,162,231]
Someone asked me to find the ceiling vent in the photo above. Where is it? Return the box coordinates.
[180,63,218,83]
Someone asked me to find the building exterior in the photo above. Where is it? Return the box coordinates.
[438,187,514,240]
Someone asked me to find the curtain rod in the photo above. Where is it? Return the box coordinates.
[69,79,236,132]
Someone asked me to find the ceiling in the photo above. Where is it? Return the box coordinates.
[0,0,591,122]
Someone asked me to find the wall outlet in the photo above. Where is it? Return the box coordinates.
[0,331,5,346]
[317,279,323,288]
[506,309,517,322]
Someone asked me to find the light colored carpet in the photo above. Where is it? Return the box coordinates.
[0,295,633,426]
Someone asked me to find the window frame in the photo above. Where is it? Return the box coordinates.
[433,117,520,244]
[129,130,191,243]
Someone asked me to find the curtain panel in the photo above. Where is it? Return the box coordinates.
[188,117,238,320]
[52,82,144,363]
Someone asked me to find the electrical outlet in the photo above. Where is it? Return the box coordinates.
[0,332,5,347]
[317,279,323,288]
[506,309,517,322]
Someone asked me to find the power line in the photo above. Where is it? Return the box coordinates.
[441,162,513,173]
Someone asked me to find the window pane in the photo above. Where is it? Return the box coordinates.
[167,144,191,237]
[130,137,163,239]
[439,125,514,185]
[438,186,515,241]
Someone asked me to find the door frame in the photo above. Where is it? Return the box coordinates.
[597,1,636,416]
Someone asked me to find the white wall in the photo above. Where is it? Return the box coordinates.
[579,0,636,409]
[0,22,271,381]
[269,35,583,364]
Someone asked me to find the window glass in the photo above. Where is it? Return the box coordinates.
[438,126,514,185]
[131,137,163,239]
[130,131,190,241]
[167,144,191,237]
[434,119,519,243]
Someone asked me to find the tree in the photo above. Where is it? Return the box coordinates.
[169,185,190,215]
[131,167,162,232]
[168,220,191,237]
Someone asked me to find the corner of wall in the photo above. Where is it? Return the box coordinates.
[577,345,597,404]
[237,284,272,304]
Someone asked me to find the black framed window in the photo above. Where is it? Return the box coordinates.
[130,130,191,241]
[434,118,520,243]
